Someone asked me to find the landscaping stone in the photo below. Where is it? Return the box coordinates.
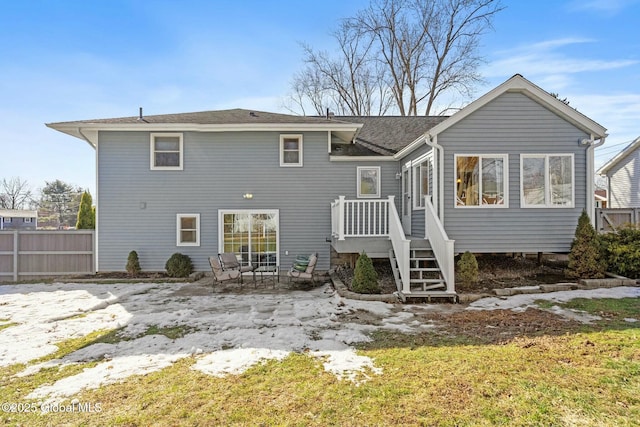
[539,283,578,292]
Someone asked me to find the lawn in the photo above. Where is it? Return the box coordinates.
[1,294,638,426]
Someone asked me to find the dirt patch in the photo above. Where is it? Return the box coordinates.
[413,307,582,345]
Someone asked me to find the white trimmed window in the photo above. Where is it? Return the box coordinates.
[280,134,303,167]
[151,133,183,170]
[357,166,381,198]
[521,154,574,208]
[413,160,430,209]
[176,214,200,246]
[455,154,508,207]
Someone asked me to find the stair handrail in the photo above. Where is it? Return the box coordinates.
[387,195,410,293]
[425,197,455,293]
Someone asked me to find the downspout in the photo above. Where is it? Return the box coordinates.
[587,134,607,226]
[78,127,99,273]
[425,134,444,222]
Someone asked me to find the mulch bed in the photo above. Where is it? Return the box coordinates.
[337,254,574,295]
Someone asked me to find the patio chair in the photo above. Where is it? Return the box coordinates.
[218,252,256,284]
[287,253,318,284]
[209,256,241,287]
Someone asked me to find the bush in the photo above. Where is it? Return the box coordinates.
[566,210,605,279]
[457,251,478,286]
[600,226,640,279]
[351,251,380,294]
[126,250,141,276]
[165,253,193,278]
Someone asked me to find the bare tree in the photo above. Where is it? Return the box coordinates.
[287,20,394,116]
[0,177,33,210]
[288,0,503,116]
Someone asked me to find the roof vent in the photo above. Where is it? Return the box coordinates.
[137,107,148,123]
[326,108,334,120]
[249,111,257,117]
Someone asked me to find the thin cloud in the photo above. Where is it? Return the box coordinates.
[483,37,639,89]
[568,0,638,16]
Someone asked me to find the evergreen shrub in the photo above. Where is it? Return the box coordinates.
[600,226,640,279]
[566,210,605,279]
[126,250,141,276]
[165,253,193,278]
[351,251,380,294]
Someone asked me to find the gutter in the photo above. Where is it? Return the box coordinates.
[586,134,607,226]
[425,134,444,221]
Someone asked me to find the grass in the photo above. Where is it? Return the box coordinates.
[535,297,640,329]
[0,300,638,426]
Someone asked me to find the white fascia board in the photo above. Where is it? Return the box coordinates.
[329,155,396,162]
[394,134,429,159]
[597,136,640,175]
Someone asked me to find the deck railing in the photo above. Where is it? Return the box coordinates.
[425,197,455,293]
[331,196,410,291]
[331,196,390,240]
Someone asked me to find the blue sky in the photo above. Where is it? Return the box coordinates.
[1,0,639,197]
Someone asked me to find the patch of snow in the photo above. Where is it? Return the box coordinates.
[1,282,638,402]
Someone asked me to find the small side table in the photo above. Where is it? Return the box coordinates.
[254,265,279,288]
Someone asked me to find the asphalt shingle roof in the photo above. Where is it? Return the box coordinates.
[335,115,449,155]
[54,108,348,125]
[49,108,449,155]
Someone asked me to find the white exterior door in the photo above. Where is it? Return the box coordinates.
[401,166,411,234]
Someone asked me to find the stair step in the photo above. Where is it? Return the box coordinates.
[411,257,436,261]
[410,268,441,272]
[410,278,445,284]
[410,283,446,291]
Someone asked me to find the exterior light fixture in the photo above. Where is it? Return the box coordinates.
[243,193,253,200]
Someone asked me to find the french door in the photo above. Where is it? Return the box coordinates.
[219,210,279,268]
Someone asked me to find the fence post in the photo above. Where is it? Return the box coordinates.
[13,231,18,282]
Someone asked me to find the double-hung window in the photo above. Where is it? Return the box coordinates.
[151,133,183,170]
[455,155,508,207]
[176,214,200,246]
[521,154,574,207]
[280,134,303,167]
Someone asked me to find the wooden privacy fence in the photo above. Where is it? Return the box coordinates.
[595,208,640,233]
[0,230,95,282]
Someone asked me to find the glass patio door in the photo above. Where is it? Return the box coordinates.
[220,210,279,268]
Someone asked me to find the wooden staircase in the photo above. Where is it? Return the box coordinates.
[389,239,457,302]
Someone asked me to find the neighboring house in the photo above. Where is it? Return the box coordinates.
[597,136,640,208]
[47,74,607,300]
[595,189,607,208]
[0,209,38,230]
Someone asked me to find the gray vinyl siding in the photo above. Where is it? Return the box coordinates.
[97,131,397,272]
[607,150,640,208]
[441,92,589,253]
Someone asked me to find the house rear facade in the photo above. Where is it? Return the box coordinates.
[48,75,607,299]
